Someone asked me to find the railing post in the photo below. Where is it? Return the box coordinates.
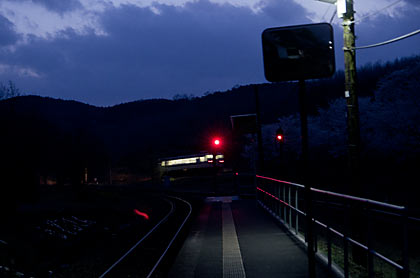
[279,184,282,219]
[295,188,299,235]
[327,226,332,274]
[288,185,292,227]
[276,184,280,217]
[402,207,409,278]
[314,220,317,253]
[256,176,259,203]
[344,236,349,278]
[283,184,286,222]
[367,206,374,278]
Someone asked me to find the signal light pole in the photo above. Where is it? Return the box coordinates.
[275,127,284,161]
[212,137,222,194]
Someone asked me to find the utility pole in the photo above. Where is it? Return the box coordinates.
[341,0,366,266]
[343,0,361,196]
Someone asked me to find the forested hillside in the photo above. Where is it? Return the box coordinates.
[1,55,419,205]
[262,56,420,205]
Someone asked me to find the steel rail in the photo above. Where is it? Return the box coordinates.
[146,196,192,278]
[98,198,175,278]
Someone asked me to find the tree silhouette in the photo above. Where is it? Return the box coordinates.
[0,80,20,100]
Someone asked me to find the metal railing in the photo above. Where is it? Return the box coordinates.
[256,174,419,278]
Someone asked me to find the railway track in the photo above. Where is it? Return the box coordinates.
[98,195,192,278]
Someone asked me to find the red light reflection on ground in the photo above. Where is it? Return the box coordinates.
[134,209,149,220]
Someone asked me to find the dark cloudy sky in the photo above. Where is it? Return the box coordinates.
[0,0,419,106]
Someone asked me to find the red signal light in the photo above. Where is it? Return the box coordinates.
[276,128,284,143]
[213,138,221,146]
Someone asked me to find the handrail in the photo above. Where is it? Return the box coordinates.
[256,175,305,188]
[310,187,405,210]
[256,174,405,210]
[256,175,411,278]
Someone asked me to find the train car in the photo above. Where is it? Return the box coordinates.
[158,152,224,178]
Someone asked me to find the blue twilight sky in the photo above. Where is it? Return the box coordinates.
[0,0,419,106]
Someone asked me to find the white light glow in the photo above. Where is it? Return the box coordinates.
[161,154,224,167]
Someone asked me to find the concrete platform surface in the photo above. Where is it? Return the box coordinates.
[169,196,331,278]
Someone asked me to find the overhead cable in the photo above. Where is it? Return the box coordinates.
[354,0,404,23]
[349,29,420,50]
[329,9,337,24]
[322,5,332,22]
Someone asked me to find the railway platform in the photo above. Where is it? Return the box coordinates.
[169,196,332,278]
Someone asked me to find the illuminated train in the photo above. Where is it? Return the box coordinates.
[158,152,224,178]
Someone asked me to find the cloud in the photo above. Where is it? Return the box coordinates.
[0,15,19,46]
[0,0,309,105]
[0,63,42,78]
[19,0,82,14]
[0,1,104,38]
[404,0,420,8]
[0,0,418,106]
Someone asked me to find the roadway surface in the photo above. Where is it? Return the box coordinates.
[169,196,331,278]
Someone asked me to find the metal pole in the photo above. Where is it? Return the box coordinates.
[283,184,286,222]
[213,153,217,194]
[344,237,349,278]
[367,207,374,278]
[254,85,265,174]
[327,226,332,274]
[288,185,292,227]
[295,189,299,235]
[402,207,409,278]
[298,79,315,278]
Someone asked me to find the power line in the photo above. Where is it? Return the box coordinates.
[321,5,332,22]
[329,9,337,24]
[354,0,404,23]
[348,29,420,50]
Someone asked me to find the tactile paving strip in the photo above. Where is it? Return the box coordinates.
[222,202,246,278]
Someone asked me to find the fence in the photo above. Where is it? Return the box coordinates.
[256,175,420,278]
